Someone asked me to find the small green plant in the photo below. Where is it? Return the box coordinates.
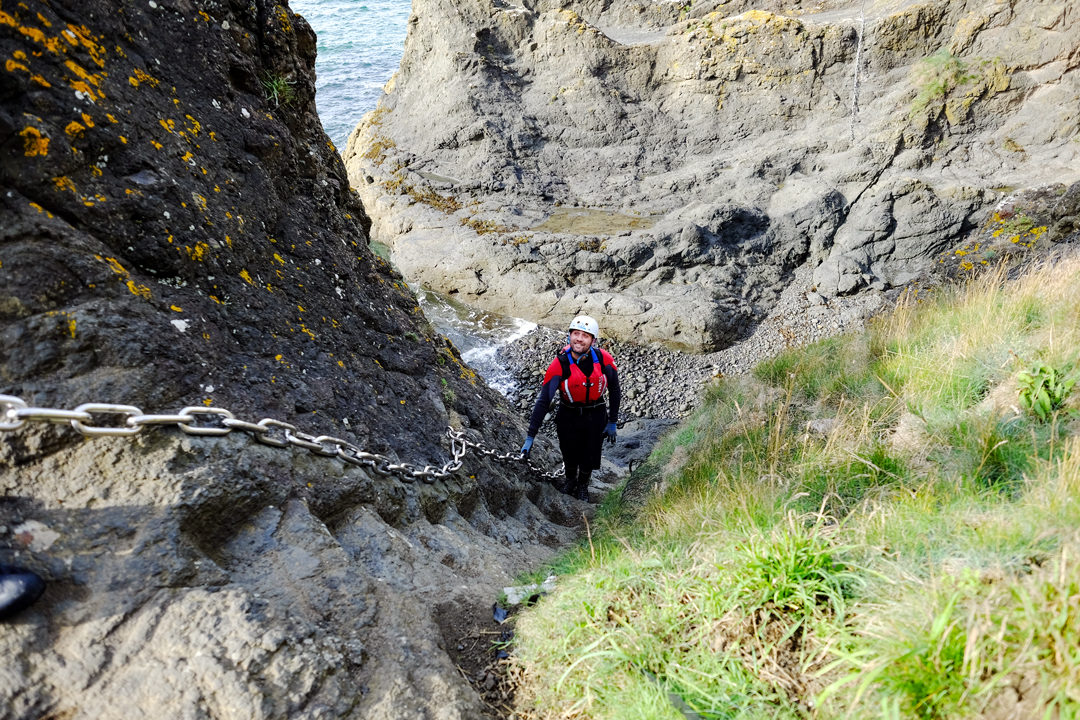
[909,50,976,118]
[737,517,858,617]
[260,71,296,108]
[440,377,456,404]
[1017,362,1075,421]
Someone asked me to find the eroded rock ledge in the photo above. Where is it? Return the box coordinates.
[345,0,1079,352]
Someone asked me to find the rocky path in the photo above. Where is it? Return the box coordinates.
[498,263,893,494]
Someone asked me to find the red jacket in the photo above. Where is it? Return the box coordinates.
[527,347,621,437]
[543,347,616,405]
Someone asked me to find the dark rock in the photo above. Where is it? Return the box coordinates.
[0,1,578,717]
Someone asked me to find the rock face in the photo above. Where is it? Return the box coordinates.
[0,1,579,717]
[344,0,1080,351]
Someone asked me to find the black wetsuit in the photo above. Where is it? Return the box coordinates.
[527,346,621,498]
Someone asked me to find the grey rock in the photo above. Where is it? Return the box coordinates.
[345,0,1080,350]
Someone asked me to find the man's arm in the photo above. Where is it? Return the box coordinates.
[527,376,561,437]
[604,364,621,425]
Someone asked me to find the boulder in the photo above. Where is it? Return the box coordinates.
[0,1,574,717]
[344,0,1080,350]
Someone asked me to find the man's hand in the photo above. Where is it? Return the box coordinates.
[605,422,617,445]
[521,436,534,456]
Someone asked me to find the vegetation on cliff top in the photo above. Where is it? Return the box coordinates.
[510,255,1080,719]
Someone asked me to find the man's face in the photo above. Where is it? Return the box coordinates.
[569,329,594,354]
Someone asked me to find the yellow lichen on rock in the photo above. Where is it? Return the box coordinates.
[20,125,49,156]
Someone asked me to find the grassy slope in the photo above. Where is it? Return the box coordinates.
[510,256,1080,719]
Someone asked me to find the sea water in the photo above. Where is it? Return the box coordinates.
[417,290,538,395]
[294,0,537,393]
[291,0,412,150]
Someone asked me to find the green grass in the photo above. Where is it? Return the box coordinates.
[510,258,1080,719]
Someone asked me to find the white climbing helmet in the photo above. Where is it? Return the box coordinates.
[568,315,599,340]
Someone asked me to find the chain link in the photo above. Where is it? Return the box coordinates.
[450,430,566,480]
[0,394,557,483]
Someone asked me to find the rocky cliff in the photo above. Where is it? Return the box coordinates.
[344,0,1079,351]
[0,1,579,717]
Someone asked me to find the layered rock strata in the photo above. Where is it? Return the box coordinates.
[0,1,577,717]
[345,0,1080,351]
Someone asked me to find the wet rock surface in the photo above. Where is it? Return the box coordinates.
[345,0,1080,351]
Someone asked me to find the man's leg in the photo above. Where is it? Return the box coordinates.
[557,462,577,495]
[575,467,592,501]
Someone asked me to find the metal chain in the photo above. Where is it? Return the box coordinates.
[0,394,558,484]
[452,432,565,480]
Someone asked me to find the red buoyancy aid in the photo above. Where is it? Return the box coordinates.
[541,347,617,405]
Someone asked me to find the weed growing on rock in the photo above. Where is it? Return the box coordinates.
[260,71,296,108]
[461,216,511,235]
[909,50,975,118]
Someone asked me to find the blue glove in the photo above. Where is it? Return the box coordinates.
[520,436,534,456]
[605,422,617,444]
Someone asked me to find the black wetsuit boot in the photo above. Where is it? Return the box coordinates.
[556,464,576,495]
[574,469,592,501]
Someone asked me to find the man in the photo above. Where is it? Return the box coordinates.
[521,315,620,501]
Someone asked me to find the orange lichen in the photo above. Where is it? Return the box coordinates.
[28,201,52,218]
[240,269,253,284]
[20,126,49,156]
[170,305,183,312]
[64,120,85,138]
[185,242,209,261]
[126,280,151,299]
[63,59,103,98]
[97,256,129,276]
[64,24,106,67]
[52,176,76,194]
[129,67,159,87]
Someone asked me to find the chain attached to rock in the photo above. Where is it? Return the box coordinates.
[452,432,565,480]
[0,394,562,483]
